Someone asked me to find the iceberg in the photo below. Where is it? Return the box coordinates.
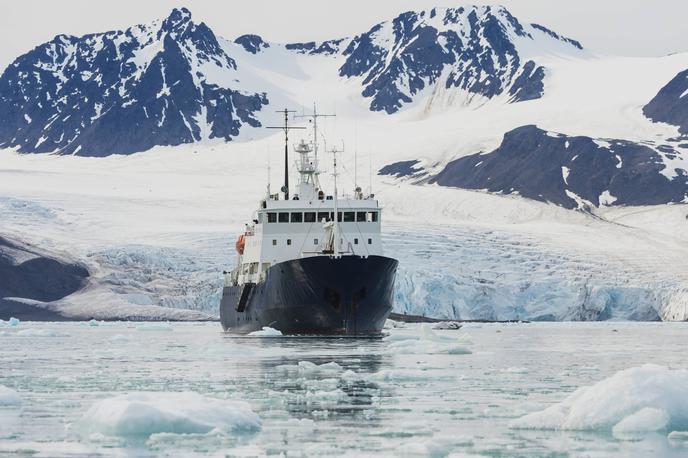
[510,364,688,433]
[79,392,260,437]
[0,386,21,406]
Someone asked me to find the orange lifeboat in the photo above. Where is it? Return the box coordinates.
[235,234,246,255]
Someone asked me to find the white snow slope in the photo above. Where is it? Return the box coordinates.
[1,10,687,321]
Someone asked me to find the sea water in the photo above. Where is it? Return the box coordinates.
[0,321,687,457]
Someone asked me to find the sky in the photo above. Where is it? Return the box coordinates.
[1,0,687,70]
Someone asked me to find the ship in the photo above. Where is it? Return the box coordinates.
[219,108,398,335]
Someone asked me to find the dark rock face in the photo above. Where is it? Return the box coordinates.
[430,125,688,209]
[508,60,546,102]
[336,6,581,114]
[378,160,421,177]
[285,39,344,55]
[234,34,270,54]
[0,236,89,314]
[0,8,268,156]
[644,68,688,134]
[530,23,583,50]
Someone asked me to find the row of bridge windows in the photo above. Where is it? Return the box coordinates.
[271,238,373,246]
[266,211,378,224]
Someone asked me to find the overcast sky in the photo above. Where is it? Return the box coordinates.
[1,0,686,70]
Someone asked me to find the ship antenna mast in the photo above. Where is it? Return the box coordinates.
[266,144,271,199]
[294,103,335,188]
[331,145,341,257]
[267,108,305,200]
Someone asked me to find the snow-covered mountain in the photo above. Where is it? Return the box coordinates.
[1,6,688,322]
[0,8,268,156]
[387,125,688,209]
[0,5,583,156]
[332,6,582,113]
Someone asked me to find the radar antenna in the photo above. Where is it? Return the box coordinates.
[294,103,336,166]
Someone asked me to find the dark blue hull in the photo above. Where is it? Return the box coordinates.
[220,255,398,335]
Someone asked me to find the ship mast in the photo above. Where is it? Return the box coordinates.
[294,104,335,190]
[330,146,341,257]
[267,109,305,200]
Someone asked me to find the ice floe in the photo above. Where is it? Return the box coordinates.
[384,324,471,355]
[16,328,69,337]
[0,386,21,406]
[275,361,343,376]
[0,317,20,327]
[136,322,173,332]
[79,392,260,437]
[247,327,282,337]
[510,364,688,434]
[431,321,462,330]
[668,431,688,442]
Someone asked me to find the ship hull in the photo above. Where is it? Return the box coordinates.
[220,255,398,335]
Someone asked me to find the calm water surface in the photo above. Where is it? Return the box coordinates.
[0,321,686,457]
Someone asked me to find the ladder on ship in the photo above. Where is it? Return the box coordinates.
[236,283,255,312]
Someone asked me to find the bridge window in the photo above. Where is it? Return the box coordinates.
[354,238,358,245]
[278,212,289,223]
[314,238,318,245]
[290,212,302,223]
[343,212,355,222]
[368,238,372,244]
[272,239,277,246]
[367,211,378,222]
[317,212,330,222]
[337,212,342,222]
[304,212,316,223]
[356,212,366,222]
[287,239,292,245]
[267,212,277,223]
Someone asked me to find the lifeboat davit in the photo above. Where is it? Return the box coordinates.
[235,234,246,255]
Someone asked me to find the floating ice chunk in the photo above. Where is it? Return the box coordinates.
[668,431,688,442]
[16,328,69,337]
[88,319,100,327]
[502,367,529,374]
[248,327,282,337]
[109,334,131,343]
[0,386,21,406]
[137,322,173,332]
[303,389,347,404]
[276,361,343,376]
[0,317,20,327]
[384,324,471,355]
[510,365,688,433]
[431,321,462,330]
[384,319,405,329]
[612,407,669,437]
[368,369,453,382]
[80,392,260,437]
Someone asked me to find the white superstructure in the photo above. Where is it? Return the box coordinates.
[229,110,383,287]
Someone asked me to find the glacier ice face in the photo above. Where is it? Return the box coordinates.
[386,224,677,322]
